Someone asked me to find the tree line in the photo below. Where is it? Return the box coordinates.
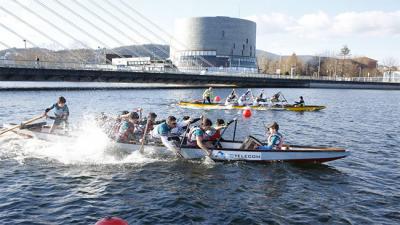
[257,45,397,77]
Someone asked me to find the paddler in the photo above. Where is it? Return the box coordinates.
[294,96,305,107]
[225,89,238,105]
[151,116,178,151]
[186,118,214,154]
[256,122,284,150]
[43,96,69,133]
[115,112,140,143]
[237,89,254,106]
[202,87,213,104]
[138,112,158,134]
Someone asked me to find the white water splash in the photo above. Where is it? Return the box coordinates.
[0,115,174,165]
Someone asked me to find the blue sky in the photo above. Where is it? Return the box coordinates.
[0,0,399,62]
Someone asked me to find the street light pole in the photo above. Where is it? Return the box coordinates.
[318,55,321,78]
[23,39,26,49]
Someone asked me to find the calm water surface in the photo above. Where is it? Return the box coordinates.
[0,87,399,224]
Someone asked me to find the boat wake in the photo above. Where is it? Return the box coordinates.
[0,116,175,165]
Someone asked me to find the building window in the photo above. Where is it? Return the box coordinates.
[246,38,248,44]
[222,30,225,38]
[243,44,245,50]
[233,43,235,49]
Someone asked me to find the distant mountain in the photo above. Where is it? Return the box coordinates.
[256,49,280,60]
[0,44,170,63]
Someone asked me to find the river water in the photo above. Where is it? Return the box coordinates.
[0,87,399,224]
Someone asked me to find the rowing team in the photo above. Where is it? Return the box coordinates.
[44,96,284,154]
[203,87,305,107]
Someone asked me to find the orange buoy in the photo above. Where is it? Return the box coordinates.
[95,216,128,225]
[214,96,221,102]
[243,108,252,118]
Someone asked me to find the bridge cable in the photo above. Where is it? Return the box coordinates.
[71,0,155,59]
[13,0,112,64]
[0,6,85,63]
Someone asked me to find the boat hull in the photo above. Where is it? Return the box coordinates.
[6,125,348,164]
[6,125,166,154]
[179,141,349,163]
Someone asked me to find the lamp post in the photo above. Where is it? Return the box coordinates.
[97,46,100,64]
[23,39,26,49]
[318,55,321,78]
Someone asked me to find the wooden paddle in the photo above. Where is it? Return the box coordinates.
[139,119,150,154]
[0,115,45,136]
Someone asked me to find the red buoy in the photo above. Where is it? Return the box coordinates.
[95,216,128,225]
[214,96,221,102]
[243,108,252,118]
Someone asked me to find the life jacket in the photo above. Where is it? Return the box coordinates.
[186,127,207,146]
[267,132,284,150]
[208,128,221,141]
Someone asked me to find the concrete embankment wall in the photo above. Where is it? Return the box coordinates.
[0,67,399,90]
[309,80,400,90]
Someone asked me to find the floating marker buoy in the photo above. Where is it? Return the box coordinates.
[214,96,221,102]
[95,216,128,225]
[243,108,252,118]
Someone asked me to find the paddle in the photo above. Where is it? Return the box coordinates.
[177,117,201,157]
[139,119,150,154]
[0,114,45,136]
[279,92,288,103]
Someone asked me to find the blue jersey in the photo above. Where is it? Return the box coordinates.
[155,122,171,137]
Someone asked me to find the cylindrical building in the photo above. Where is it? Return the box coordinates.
[170,16,257,73]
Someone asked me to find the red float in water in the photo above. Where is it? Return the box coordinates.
[214,96,221,102]
[95,216,128,225]
[243,108,252,118]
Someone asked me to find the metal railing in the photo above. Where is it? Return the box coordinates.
[1,58,399,83]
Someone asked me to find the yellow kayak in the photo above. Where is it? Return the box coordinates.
[178,101,326,111]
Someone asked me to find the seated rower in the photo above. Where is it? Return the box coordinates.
[270,92,280,103]
[256,122,284,150]
[238,89,254,106]
[225,89,238,105]
[293,96,305,107]
[253,90,267,106]
[186,118,214,154]
[206,119,225,148]
[151,116,178,151]
[44,96,69,133]
[138,112,158,134]
[115,112,140,143]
